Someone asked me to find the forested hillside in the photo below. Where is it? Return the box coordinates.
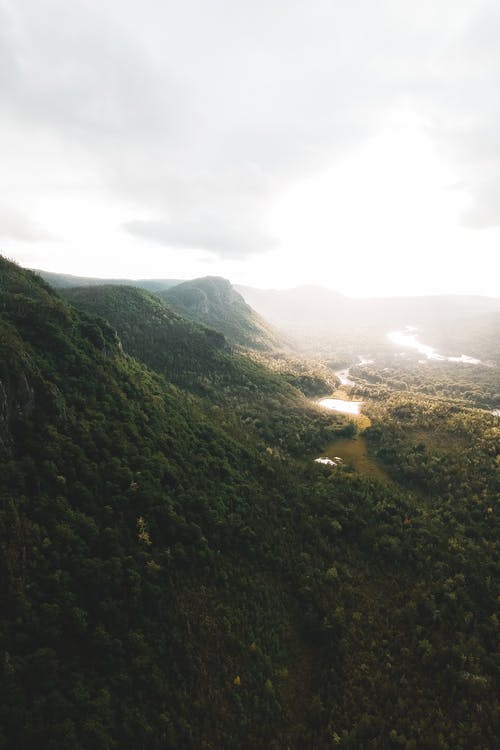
[1,258,498,749]
[159,276,282,351]
[62,285,235,394]
[61,284,336,455]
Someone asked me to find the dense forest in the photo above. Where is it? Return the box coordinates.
[1,257,498,749]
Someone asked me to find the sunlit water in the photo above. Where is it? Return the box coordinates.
[314,456,340,466]
[335,368,354,386]
[335,356,373,386]
[318,398,363,415]
[387,326,481,364]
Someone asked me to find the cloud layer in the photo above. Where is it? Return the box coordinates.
[1,0,500,257]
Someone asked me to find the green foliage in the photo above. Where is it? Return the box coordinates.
[354,358,500,411]
[63,284,234,396]
[0,257,498,749]
[63,283,339,457]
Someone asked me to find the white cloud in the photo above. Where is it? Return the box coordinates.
[0,203,53,242]
[125,219,276,258]
[1,0,499,290]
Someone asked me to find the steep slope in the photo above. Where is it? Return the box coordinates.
[0,258,313,749]
[159,276,283,351]
[62,284,337,453]
[62,285,232,395]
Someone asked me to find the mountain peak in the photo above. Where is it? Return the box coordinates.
[158,277,282,351]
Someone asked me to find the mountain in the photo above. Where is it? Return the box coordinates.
[62,284,336,450]
[33,268,182,293]
[63,279,334,399]
[237,284,350,335]
[62,285,232,395]
[238,283,500,347]
[1,256,334,748]
[159,276,284,351]
[423,308,500,366]
[1,257,498,749]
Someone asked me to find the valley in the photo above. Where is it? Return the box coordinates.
[0,259,498,750]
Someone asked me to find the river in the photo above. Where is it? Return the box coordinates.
[318,332,483,418]
[315,360,382,476]
[387,326,481,364]
[335,367,354,387]
[317,357,372,415]
[314,338,490,480]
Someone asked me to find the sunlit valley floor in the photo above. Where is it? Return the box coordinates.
[1,259,498,749]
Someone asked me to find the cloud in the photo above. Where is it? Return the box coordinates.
[125,218,276,258]
[2,0,500,259]
[0,204,53,242]
[412,0,500,227]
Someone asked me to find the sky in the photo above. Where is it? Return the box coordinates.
[1,0,499,297]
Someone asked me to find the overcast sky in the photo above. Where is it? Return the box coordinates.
[1,0,499,296]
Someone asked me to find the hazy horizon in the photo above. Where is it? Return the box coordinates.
[32,264,500,301]
[2,1,500,297]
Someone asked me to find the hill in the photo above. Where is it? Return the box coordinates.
[238,283,500,348]
[159,276,283,351]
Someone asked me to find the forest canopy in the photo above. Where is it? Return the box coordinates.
[0,257,498,749]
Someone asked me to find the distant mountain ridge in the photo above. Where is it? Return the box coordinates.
[237,283,500,344]
[33,268,182,293]
[35,269,284,352]
[35,267,500,352]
